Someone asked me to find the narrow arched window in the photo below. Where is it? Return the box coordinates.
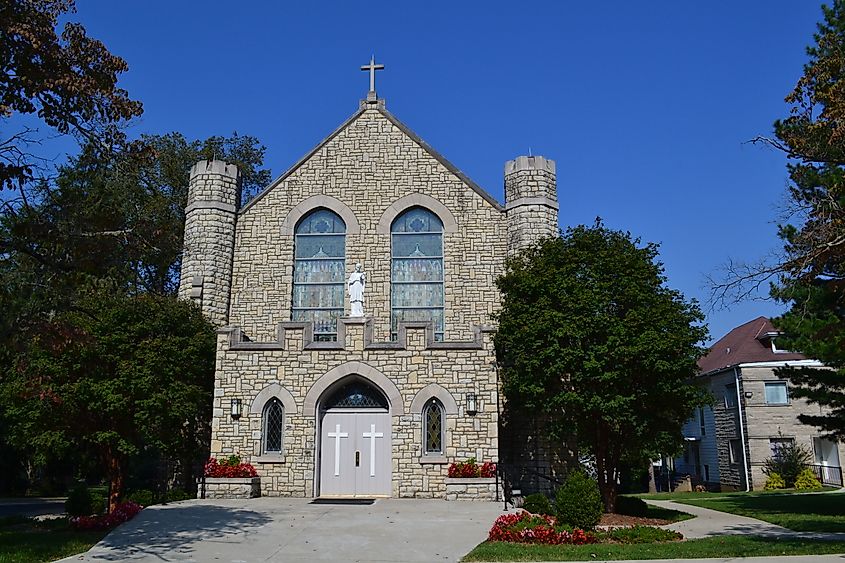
[293,209,346,341]
[391,207,444,341]
[423,399,444,455]
[262,398,284,454]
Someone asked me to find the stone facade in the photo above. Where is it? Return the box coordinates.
[444,478,501,501]
[178,98,560,499]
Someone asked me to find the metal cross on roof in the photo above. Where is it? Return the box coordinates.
[360,56,385,98]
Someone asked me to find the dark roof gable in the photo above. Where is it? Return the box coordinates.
[697,316,806,374]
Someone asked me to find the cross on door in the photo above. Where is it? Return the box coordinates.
[362,423,384,477]
[327,424,349,476]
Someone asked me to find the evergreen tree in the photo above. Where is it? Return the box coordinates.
[769,1,845,439]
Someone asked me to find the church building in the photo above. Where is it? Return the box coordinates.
[178,61,560,499]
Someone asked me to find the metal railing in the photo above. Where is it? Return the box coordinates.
[811,464,843,487]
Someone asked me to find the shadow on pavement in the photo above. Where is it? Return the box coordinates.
[87,503,273,561]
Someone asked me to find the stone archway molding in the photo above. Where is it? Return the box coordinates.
[409,383,459,415]
[281,194,361,235]
[249,383,298,415]
[376,193,458,234]
[304,361,403,416]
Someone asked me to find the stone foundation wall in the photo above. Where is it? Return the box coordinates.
[444,477,500,501]
[199,477,261,499]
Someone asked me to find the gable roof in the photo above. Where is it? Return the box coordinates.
[697,316,807,374]
[241,103,504,214]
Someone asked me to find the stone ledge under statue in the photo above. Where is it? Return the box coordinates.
[217,318,495,352]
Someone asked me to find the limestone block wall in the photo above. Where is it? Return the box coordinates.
[711,371,747,490]
[228,107,507,342]
[209,322,499,498]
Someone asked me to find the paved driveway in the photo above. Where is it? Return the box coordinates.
[62,498,504,563]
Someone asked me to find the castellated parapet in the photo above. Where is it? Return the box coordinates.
[504,155,559,254]
[178,159,240,326]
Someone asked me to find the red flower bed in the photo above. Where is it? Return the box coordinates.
[448,458,496,478]
[71,501,142,530]
[204,456,258,478]
[488,511,597,545]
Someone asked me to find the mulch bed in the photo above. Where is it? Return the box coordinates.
[599,513,671,527]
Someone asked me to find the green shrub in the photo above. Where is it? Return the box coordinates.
[163,489,193,502]
[763,440,812,487]
[764,472,786,490]
[522,493,554,516]
[794,468,822,490]
[605,526,682,544]
[555,471,603,530]
[614,496,648,517]
[65,483,94,516]
[125,489,156,507]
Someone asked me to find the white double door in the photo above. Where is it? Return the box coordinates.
[320,410,391,497]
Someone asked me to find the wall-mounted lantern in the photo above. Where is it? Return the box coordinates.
[744,391,753,399]
[231,398,242,420]
[466,392,478,416]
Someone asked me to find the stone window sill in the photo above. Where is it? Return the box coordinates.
[254,455,286,464]
[418,456,448,465]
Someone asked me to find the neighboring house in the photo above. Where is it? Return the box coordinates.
[177,67,564,499]
[674,316,844,491]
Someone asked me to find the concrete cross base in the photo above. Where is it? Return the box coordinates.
[198,477,261,499]
[443,477,500,501]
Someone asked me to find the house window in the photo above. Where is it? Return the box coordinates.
[729,439,742,464]
[699,407,706,436]
[423,399,444,455]
[262,398,284,454]
[292,209,346,341]
[724,384,738,408]
[703,464,710,482]
[769,437,794,461]
[764,382,789,405]
[391,207,444,341]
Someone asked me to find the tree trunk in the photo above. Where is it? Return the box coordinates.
[105,449,124,513]
[594,423,619,513]
[647,461,657,494]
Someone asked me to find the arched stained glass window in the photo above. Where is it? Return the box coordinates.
[391,207,444,341]
[293,209,346,341]
[262,398,284,454]
[423,399,444,455]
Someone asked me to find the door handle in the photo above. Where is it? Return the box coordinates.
[355,451,360,467]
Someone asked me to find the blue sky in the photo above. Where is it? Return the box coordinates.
[62,1,825,341]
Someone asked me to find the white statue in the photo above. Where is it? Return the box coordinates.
[348,263,366,317]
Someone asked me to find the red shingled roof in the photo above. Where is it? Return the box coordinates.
[698,316,807,374]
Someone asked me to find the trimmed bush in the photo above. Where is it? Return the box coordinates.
[794,468,822,490]
[522,493,554,516]
[615,496,648,517]
[555,471,603,530]
[763,441,812,487]
[66,483,96,517]
[764,472,786,490]
[125,489,156,507]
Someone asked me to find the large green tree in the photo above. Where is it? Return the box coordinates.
[495,224,709,511]
[0,292,215,510]
[767,1,845,439]
[1,0,143,190]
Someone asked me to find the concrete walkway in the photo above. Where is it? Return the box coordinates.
[647,499,845,541]
[58,497,504,563]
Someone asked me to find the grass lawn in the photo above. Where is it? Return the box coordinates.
[0,516,106,563]
[640,504,694,523]
[675,493,845,533]
[463,536,845,561]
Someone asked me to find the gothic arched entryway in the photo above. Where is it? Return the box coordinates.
[318,377,392,497]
